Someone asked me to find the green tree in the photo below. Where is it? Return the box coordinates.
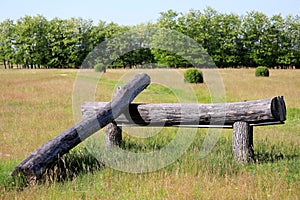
[14,15,48,68]
[154,10,184,67]
[46,18,88,68]
[88,20,107,49]
[240,11,270,67]
[102,24,154,69]
[0,19,15,69]
[290,15,300,68]
[277,15,300,68]
[70,18,94,67]
[213,13,242,67]
[157,10,179,30]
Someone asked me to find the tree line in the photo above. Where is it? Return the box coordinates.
[0,7,299,69]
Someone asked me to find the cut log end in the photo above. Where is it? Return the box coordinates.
[271,96,286,122]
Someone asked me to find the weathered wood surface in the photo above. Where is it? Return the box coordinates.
[232,121,254,163]
[12,73,151,182]
[82,96,286,127]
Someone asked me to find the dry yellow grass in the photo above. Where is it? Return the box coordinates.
[219,68,300,107]
[0,70,76,160]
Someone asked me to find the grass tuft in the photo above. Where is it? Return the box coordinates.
[44,147,105,184]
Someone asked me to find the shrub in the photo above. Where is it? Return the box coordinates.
[184,68,203,83]
[255,66,269,77]
[94,63,106,73]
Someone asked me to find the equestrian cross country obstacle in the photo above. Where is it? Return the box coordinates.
[12,73,286,184]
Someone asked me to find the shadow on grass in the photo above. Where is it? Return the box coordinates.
[254,151,299,163]
[44,147,105,183]
[1,148,105,190]
[254,143,299,164]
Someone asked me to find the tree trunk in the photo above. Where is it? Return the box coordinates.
[232,121,254,163]
[11,73,151,183]
[81,97,286,127]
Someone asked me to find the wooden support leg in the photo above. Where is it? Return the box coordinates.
[232,121,254,163]
[105,121,122,150]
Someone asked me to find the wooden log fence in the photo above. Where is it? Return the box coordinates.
[82,96,286,163]
[11,69,286,183]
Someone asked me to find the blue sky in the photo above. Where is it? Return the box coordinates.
[0,0,299,25]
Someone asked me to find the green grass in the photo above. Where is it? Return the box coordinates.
[287,107,300,122]
[0,68,299,199]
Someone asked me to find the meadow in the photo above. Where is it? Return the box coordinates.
[0,68,299,199]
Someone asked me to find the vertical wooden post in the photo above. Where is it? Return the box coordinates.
[105,121,122,150]
[105,86,122,150]
[232,121,254,163]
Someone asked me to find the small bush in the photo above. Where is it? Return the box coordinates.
[184,68,203,83]
[94,63,106,73]
[255,66,269,77]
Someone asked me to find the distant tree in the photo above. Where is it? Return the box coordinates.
[278,15,300,68]
[290,15,300,68]
[70,18,94,67]
[213,13,242,67]
[88,20,107,49]
[105,24,156,69]
[157,10,179,30]
[0,19,15,69]
[13,15,48,68]
[239,11,269,67]
[0,8,299,69]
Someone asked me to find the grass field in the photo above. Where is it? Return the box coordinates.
[0,68,299,199]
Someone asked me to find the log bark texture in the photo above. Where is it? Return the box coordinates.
[12,73,151,182]
[232,121,254,163]
[81,96,286,127]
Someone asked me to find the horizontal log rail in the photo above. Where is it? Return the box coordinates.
[82,96,286,164]
[81,96,286,127]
